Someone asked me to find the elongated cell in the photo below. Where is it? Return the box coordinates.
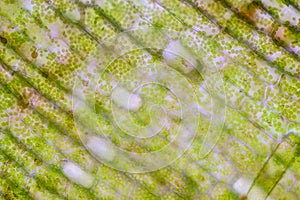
[0,0,299,199]
[221,0,300,57]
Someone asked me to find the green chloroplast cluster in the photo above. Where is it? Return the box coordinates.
[0,0,299,199]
